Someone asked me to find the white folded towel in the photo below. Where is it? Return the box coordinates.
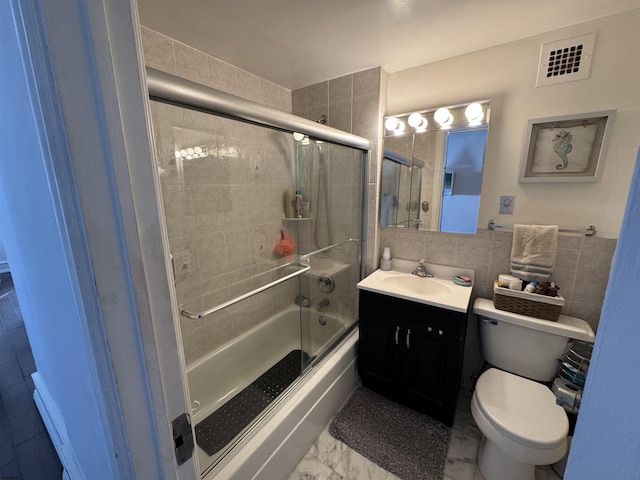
[510,224,558,282]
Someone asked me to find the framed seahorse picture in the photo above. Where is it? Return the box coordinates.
[519,110,615,182]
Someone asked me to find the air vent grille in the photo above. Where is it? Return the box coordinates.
[537,33,596,87]
[547,44,583,78]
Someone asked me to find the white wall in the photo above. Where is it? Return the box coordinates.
[0,2,122,476]
[387,9,640,239]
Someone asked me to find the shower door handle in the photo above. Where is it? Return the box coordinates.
[394,326,400,345]
[406,329,411,349]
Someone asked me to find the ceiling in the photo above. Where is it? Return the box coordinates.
[137,0,640,91]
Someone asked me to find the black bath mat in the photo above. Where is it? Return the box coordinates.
[329,387,451,480]
[195,349,310,457]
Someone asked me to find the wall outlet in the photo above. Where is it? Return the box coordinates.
[499,195,515,214]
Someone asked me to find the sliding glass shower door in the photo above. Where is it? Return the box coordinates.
[148,94,365,475]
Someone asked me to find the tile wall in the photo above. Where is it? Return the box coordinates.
[141,27,370,366]
[142,27,301,365]
[291,69,388,274]
[379,227,616,385]
[141,27,292,112]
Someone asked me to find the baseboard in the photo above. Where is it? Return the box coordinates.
[32,372,84,480]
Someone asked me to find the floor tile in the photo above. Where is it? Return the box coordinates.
[16,431,63,479]
[290,387,566,480]
[309,427,346,470]
[287,452,334,480]
[0,274,61,478]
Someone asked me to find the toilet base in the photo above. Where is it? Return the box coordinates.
[478,435,535,480]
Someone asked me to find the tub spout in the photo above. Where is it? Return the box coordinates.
[317,298,330,311]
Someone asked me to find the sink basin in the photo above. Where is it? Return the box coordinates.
[357,259,475,312]
[381,275,452,296]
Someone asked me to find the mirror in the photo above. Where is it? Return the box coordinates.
[381,100,490,234]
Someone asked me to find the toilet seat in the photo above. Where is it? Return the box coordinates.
[474,368,568,450]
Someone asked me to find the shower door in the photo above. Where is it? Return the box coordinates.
[293,137,365,363]
[148,96,365,475]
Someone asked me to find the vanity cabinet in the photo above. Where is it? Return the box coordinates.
[358,290,468,425]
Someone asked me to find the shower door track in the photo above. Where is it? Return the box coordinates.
[146,67,371,151]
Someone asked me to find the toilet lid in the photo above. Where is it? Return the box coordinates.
[475,369,568,449]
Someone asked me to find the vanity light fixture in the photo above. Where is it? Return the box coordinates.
[434,108,454,128]
[384,100,490,137]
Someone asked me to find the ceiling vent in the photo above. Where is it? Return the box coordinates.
[536,33,596,87]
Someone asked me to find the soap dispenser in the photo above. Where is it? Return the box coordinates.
[380,247,392,271]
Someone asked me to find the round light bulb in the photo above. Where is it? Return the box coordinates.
[384,116,399,132]
[194,146,203,154]
[393,120,405,135]
[293,132,305,141]
[179,149,188,157]
[175,150,181,159]
[408,113,423,127]
[408,112,428,130]
[465,103,484,124]
[434,108,453,128]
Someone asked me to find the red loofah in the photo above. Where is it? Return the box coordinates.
[274,230,297,257]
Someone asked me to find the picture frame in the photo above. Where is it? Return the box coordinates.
[519,110,615,182]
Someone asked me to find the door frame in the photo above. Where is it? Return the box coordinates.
[5,0,196,477]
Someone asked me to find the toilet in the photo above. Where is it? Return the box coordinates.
[471,297,595,480]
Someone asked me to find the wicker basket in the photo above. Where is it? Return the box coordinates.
[493,282,564,321]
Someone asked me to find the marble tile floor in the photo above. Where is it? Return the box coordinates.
[288,387,563,480]
[0,273,63,479]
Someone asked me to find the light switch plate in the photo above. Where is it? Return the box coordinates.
[499,195,515,214]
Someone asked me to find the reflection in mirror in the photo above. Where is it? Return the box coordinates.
[381,141,424,229]
[382,100,490,234]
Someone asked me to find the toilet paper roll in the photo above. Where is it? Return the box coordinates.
[498,274,517,287]
[509,278,523,291]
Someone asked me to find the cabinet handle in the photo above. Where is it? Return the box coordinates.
[395,326,400,345]
[406,328,411,349]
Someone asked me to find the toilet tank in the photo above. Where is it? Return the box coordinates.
[473,298,595,382]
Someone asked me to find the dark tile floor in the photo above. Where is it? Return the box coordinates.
[0,273,62,479]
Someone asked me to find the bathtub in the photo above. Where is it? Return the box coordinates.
[189,305,359,478]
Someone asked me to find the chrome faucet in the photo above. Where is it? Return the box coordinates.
[317,298,330,311]
[412,258,433,278]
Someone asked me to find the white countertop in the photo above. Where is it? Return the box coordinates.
[357,259,475,313]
